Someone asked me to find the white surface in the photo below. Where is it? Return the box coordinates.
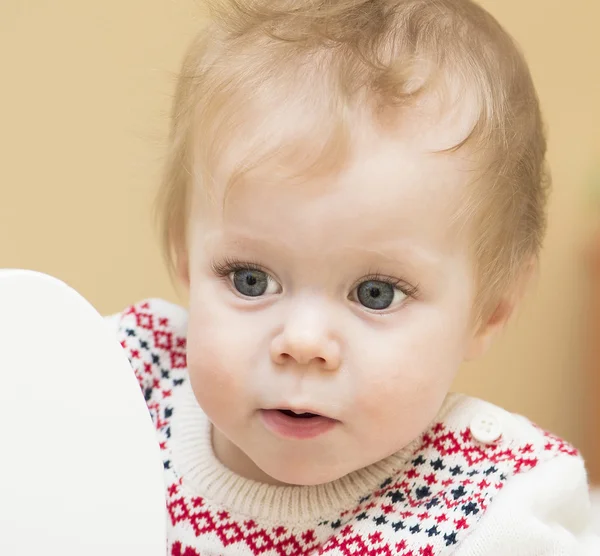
[469,412,503,444]
[0,270,166,555]
[592,489,600,535]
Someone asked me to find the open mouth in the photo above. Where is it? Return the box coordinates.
[261,408,337,439]
[277,409,319,419]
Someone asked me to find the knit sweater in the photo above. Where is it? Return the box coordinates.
[107,298,599,555]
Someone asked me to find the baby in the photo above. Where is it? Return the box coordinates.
[107,0,598,553]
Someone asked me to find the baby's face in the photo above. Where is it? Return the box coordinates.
[185,122,480,486]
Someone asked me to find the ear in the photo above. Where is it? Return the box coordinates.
[464,258,537,361]
[464,296,514,360]
[174,248,190,290]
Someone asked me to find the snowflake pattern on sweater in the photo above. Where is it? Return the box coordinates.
[115,299,579,556]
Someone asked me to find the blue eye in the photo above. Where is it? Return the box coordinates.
[232,269,270,297]
[356,280,402,310]
[213,259,282,299]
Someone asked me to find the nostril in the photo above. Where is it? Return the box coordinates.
[277,354,329,366]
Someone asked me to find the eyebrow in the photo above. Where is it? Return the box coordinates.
[205,232,288,253]
[207,232,442,274]
[339,241,442,274]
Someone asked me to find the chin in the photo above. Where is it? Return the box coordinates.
[253,456,351,487]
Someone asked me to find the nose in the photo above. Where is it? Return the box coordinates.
[270,300,341,371]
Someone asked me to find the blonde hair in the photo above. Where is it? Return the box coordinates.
[156,0,549,319]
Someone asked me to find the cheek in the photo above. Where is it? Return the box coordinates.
[185,279,278,415]
[185,294,251,415]
[352,304,469,421]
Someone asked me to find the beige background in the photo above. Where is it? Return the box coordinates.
[1,2,598,459]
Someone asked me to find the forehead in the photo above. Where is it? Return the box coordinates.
[196,122,477,261]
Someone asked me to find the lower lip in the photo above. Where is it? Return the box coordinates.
[260,410,338,440]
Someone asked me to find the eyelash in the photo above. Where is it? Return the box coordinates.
[352,272,420,299]
[210,258,420,299]
[211,257,269,278]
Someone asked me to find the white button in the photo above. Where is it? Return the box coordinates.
[469,412,502,444]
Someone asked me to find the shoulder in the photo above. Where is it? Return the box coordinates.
[377,393,589,552]
[434,395,598,554]
[402,393,582,515]
[431,393,579,465]
[105,298,188,337]
[104,299,189,395]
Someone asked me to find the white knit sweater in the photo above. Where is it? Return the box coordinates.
[107,299,600,555]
